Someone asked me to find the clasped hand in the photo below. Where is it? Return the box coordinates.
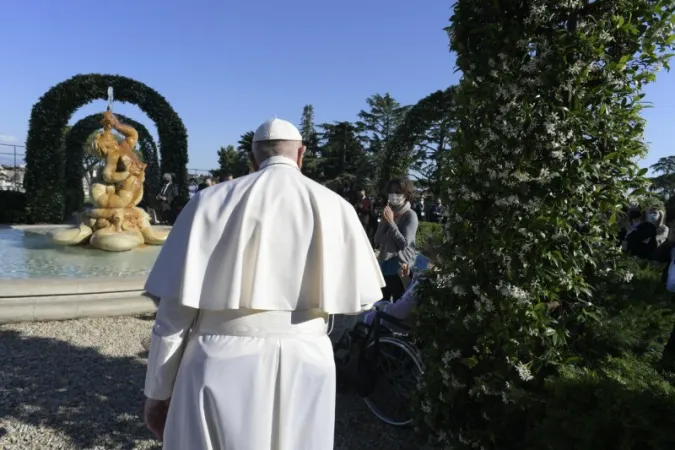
[381,206,394,223]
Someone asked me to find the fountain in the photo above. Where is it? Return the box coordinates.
[0,87,169,323]
[48,88,168,252]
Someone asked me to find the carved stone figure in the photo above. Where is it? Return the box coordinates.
[49,110,168,251]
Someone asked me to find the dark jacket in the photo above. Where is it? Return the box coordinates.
[626,222,657,259]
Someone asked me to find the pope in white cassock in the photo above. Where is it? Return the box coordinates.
[142,118,385,450]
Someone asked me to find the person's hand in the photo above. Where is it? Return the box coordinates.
[144,398,170,441]
[399,264,410,278]
[382,206,394,223]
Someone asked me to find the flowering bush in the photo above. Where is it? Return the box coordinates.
[412,1,675,448]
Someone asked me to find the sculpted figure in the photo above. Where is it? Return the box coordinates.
[89,111,147,209]
[49,110,168,251]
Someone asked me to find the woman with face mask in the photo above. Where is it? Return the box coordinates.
[647,208,669,248]
[374,178,419,301]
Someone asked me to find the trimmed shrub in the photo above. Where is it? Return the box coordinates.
[416,221,443,248]
[529,355,675,450]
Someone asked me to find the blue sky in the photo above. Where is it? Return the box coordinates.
[0,0,672,173]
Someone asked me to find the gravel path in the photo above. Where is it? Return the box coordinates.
[0,315,431,450]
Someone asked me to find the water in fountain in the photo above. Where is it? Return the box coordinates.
[0,227,162,279]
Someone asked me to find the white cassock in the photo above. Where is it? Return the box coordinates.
[144,155,385,450]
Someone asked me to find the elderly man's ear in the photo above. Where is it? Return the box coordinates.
[248,152,259,172]
[296,146,306,169]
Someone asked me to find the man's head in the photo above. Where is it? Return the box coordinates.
[224,174,233,181]
[204,177,213,186]
[163,173,172,183]
[250,118,305,171]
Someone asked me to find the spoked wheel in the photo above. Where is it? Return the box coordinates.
[363,336,424,426]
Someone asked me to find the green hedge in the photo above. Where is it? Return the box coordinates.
[530,355,675,450]
[24,73,188,223]
[416,221,443,247]
[523,259,675,449]
[0,191,26,224]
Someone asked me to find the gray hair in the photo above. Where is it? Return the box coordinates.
[163,173,172,181]
[252,140,303,163]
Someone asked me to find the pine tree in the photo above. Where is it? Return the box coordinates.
[357,93,410,195]
[299,105,321,180]
[318,121,371,196]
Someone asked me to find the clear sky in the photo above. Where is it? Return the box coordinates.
[0,0,672,173]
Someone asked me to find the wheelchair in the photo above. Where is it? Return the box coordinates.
[333,308,425,426]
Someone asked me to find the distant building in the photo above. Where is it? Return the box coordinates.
[0,165,25,192]
[1,165,90,195]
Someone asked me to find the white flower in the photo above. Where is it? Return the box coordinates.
[515,361,534,381]
[442,349,461,365]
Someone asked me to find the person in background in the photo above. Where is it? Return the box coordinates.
[648,207,670,248]
[149,173,177,224]
[375,178,419,301]
[353,189,372,232]
[222,174,234,182]
[429,198,444,223]
[362,239,439,327]
[197,176,214,191]
[626,209,658,259]
[619,207,642,249]
[414,197,426,222]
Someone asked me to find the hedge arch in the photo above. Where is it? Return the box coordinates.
[24,73,188,223]
[389,87,456,196]
[63,113,161,217]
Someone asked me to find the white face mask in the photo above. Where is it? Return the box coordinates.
[647,213,660,223]
[388,194,405,206]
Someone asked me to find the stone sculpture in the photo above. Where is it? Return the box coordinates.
[49,93,168,251]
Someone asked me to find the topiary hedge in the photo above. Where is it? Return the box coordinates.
[413,1,675,449]
[0,191,26,224]
[64,113,161,217]
[24,73,188,223]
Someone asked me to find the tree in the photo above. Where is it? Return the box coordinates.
[299,105,321,180]
[390,88,456,198]
[213,144,249,179]
[413,1,675,448]
[357,93,410,194]
[650,156,675,200]
[238,131,254,154]
[318,121,371,196]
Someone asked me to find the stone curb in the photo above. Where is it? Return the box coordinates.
[0,276,147,297]
[0,290,158,324]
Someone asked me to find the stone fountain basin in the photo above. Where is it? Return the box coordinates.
[0,224,169,324]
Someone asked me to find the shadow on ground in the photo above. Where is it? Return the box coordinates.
[0,328,429,450]
[0,329,160,449]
